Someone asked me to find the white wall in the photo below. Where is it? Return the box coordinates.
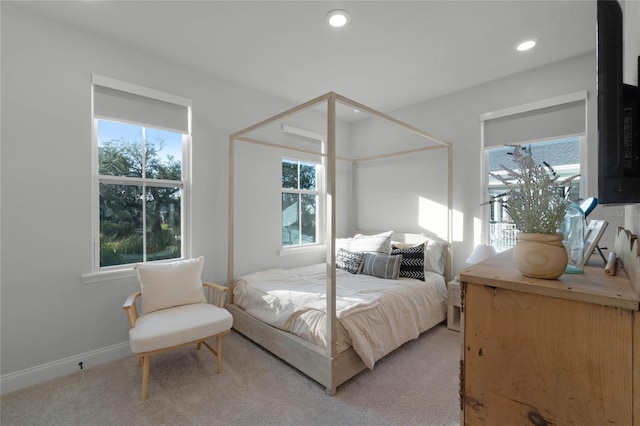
[0,3,301,386]
[348,113,450,243]
[622,0,640,87]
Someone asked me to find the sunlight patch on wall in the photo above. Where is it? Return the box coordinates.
[418,196,461,241]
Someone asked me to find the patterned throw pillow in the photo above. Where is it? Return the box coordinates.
[392,244,425,281]
[361,253,402,279]
[336,248,365,274]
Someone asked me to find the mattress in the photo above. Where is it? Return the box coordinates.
[234,263,447,369]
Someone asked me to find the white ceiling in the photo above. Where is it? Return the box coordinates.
[12,1,597,118]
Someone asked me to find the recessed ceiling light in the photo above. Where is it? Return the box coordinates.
[516,39,537,52]
[326,9,350,28]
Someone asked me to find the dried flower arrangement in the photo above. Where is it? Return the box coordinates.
[489,145,579,234]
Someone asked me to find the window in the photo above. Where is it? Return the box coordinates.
[97,120,185,267]
[480,92,587,252]
[486,137,582,251]
[92,75,191,271]
[281,159,318,247]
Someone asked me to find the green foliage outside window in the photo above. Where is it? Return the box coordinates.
[282,160,317,246]
[98,120,183,267]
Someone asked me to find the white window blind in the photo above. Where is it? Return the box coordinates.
[484,100,585,147]
[92,74,191,133]
[481,92,588,148]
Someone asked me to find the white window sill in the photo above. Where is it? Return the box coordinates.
[81,268,137,285]
[279,244,326,256]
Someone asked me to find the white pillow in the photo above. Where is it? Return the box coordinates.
[335,237,353,252]
[137,256,206,314]
[349,231,393,254]
[424,240,445,275]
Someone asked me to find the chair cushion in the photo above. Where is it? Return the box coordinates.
[129,303,233,354]
[137,257,206,314]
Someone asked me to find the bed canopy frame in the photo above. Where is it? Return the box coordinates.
[227,91,452,394]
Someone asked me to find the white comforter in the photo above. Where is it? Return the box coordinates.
[234,264,447,369]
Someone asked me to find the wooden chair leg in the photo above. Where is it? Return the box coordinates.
[216,336,223,373]
[141,355,151,401]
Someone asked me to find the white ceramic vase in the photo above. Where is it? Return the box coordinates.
[513,233,568,279]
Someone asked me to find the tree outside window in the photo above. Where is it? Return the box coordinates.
[281,159,317,246]
[98,119,184,267]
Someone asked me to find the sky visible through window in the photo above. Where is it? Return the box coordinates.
[98,119,183,166]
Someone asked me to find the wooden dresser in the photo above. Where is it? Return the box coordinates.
[459,250,639,425]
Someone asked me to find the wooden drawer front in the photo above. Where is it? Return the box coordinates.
[463,283,633,426]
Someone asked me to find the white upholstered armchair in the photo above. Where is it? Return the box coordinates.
[122,256,233,400]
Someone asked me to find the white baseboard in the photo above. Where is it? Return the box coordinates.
[0,341,132,395]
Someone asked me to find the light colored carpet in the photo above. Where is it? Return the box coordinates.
[0,324,461,425]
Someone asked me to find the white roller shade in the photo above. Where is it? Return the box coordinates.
[484,100,585,147]
[92,75,190,133]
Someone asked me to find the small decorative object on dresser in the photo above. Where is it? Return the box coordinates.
[488,145,579,279]
[583,219,608,264]
[513,232,569,279]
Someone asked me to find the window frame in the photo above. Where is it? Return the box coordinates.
[479,91,588,250]
[280,156,324,250]
[88,75,192,277]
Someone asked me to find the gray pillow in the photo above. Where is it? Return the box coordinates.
[361,253,402,279]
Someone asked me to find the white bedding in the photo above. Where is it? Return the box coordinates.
[234,263,447,369]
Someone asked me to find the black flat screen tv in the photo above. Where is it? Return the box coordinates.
[597,0,640,204]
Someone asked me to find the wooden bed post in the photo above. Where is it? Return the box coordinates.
[326,92,337,395]
[228,134,235,304]
[447,144,453,281]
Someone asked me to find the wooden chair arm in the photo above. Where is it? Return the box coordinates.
[203,282,229,308]
[123,291,141,328]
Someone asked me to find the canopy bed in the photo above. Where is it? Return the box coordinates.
[227,92,452,394]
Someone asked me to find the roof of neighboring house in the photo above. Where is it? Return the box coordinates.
[488,137,580,174]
